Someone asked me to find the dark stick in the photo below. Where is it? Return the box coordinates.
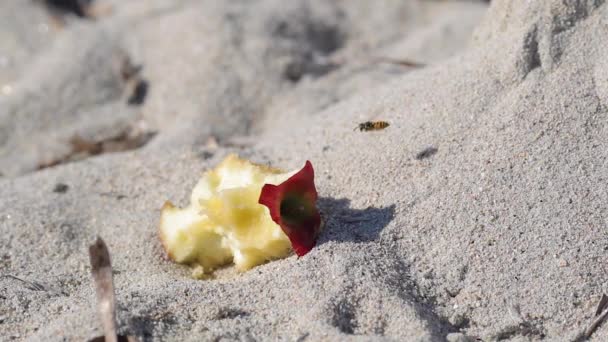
[576,294,608,341]
[584,308,608,339]
[1,274,45,291]
[89,237,118,342]
[595,294,608,317]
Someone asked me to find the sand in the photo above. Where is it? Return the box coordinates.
[2,0,608,341]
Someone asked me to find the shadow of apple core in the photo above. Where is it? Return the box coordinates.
[317,197,396,244]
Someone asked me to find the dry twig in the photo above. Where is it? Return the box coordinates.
[373,56,426,68]
[574,294,608,341]
[1,274,45,291]
[584,294,608,339]
[89,237,118,342]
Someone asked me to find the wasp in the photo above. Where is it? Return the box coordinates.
[355,121,390,132]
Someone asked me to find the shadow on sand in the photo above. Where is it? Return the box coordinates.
[317,197,395,244]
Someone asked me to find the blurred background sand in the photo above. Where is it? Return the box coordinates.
[2,0,608,341]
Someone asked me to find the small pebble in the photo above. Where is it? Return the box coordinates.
[53,183,69,193]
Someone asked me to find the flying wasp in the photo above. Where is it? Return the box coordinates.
[355,121,390,132]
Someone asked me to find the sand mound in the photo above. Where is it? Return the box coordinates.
[2,0,608,340]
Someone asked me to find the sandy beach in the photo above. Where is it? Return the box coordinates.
[2,0,608,341]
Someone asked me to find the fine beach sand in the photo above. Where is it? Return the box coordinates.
[2,0,608,341]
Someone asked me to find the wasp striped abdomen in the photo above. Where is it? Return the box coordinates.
[356,121,390,132]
